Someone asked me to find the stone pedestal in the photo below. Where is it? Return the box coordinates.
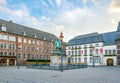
[50,52,67,69]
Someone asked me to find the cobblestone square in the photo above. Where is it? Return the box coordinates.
[0,66,120,83]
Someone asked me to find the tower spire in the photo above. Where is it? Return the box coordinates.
[59,32,64,41]
[117,22,120,32]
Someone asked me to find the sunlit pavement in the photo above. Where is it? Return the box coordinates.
[0,66,120,83]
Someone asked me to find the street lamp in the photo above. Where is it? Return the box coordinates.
[59,32,64,72]
[16,39,20,69]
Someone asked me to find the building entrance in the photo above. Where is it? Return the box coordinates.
[9,59,15,66]
[0,59,7,66]
[107,58,113,66]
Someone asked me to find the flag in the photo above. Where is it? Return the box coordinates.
[81,50,83,55]
[100,48,103,54]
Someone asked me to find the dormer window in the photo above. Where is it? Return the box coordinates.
[51,39,54,42]
[1,24,7,31]
[23,32,26,36]
[44,37,46,40]
[33,34,37,38]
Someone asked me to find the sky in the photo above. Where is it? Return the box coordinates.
[0,0,120,42]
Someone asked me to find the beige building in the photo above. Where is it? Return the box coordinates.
[0,19,66,66]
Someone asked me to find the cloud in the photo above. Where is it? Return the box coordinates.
[92,0,99,4]
[109,0,120,12]
[83,0,87,3]
[55,0,62,6]
[0,0,6,5]
[41,16,51,21]
[41,0,48,8]
[0,2,43,29]
[54,7,95,26]
[48,0,54,7]
[55,25,64,32]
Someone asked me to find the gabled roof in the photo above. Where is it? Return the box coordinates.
[0,19,59,41]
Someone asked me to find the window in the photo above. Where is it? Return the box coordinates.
[9,52,14,56]
[84,58,87,63]
[39,55,41,59]
[9,44,15,50]
[4,52,7,56]
[84,50,87,55]
[0,52,3,56]
[84,45,87,48]
[18,53,22,59]
[95,44,99,47]
[90,49,93,55]
[36,54,38,59]
[75,46,77,49]
[89,44,93,47]
[95,58,100,63]
[1,25,7,31]
[68,47,70,49]
[32,47,35,51]
[75,58,77,63]
[23,54,26,60]
[27,46,30,51]
[23,32,26,36]
[9,36,16,41]
[95,49,98,54]
[32,40,35,44]
[44,49,46,53]
[28,40,31,44]
[89,57,93,63]
[32,54,34,59]
[105,50,108,55]
[18,37,22,43]
[23,45,27,51]
[113,49,116,54]
[0,34,7,40]
[9,52,11,56]
[40,48,43,52]
[117,50,120,54]
[23,39,27,43]
[28,54,30,59]
[79,58,81,62]
[0,43,7,49]
[75,51,77,56]
[109,50,111,55]
[72,51,74,55]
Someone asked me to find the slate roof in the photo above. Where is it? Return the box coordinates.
[0,19,59,41]
[67,32,104,46]
[67,22,120,46]
[101,32,118,46]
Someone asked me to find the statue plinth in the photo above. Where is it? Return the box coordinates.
[50,50,67,69]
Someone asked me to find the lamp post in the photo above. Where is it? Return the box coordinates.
[16,36,19,69]
[59,32,64,72]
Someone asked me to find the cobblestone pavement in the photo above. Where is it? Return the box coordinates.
[0,66,120,83]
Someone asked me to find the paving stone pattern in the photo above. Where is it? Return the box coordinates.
[0,66,120,83]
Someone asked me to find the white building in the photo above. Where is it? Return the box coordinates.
[66,23,120,66]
